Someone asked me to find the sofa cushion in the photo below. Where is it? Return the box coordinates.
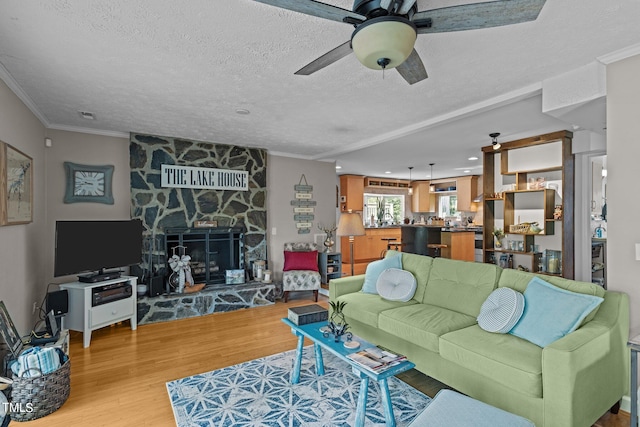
[498,269,605,324]
[398,251,434,302]
[361,254,402,294]
[379,304,477,353]
[376,268,417,302]
[337,292,416,328]
[422,258,500,317]
[509,277,604,348]
[477,288,525,333]
[440,325,543,398]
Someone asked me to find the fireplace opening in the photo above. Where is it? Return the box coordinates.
[164,228,244,288]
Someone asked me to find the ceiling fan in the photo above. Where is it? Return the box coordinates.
[254,0,547,84]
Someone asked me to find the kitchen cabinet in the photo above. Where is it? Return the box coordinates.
[341,227,401,263]
[340,174,364,212]
[482,131,574,278]
[411,181,436,212]
[456,176,479,212]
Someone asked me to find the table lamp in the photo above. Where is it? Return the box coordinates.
[337,210,366,276]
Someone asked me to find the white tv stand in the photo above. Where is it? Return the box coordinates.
[60,276,137,348]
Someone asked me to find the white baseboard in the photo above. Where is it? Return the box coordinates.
[621,393,631,413]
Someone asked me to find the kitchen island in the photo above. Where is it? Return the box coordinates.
[401,225,477,261]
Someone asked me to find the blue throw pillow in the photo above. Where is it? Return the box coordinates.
[361,254,402,294]
[509,277,604,347]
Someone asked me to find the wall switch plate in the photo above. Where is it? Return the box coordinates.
[272,227,277,235]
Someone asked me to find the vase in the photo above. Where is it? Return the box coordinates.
[494,237,504,249]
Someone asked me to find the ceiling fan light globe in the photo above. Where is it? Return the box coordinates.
[351,17,417,70]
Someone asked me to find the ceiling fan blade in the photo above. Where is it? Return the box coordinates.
[395,49,428,85]
[295,41,353,75]
[253,0,365,24]
[412,0,546,34]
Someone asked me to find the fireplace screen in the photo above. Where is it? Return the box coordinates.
[164,228,244,285]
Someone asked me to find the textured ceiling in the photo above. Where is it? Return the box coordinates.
[0,0,638,179]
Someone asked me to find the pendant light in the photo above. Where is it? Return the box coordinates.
[429,163,435,192]
[490,132,501,150]
[408,167,414,195]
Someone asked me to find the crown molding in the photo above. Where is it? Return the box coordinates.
[47,123,129,139]
[0,62,51,127]
[598,42,640,65]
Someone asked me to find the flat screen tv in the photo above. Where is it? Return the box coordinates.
[54,219,143,282]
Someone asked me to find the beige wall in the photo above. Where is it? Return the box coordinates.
[267,155,338,281]
[607,53,640,333]
[44,129,130,283]
[0,79,46,333]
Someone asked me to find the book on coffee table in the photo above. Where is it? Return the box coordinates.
[346,346,407,373]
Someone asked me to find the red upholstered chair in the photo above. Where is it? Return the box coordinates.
[282,242,321,303]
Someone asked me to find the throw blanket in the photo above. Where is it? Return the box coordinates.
[10,347,66,378]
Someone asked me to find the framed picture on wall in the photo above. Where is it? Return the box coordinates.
[0,141,33,226]
[0,301,23,357]
[63,161,114,204]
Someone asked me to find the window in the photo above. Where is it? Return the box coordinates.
[437,195,459,219]
[364,194,404,226]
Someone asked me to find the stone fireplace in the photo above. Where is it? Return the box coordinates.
[130,133,267,273]
[129,133,273,324]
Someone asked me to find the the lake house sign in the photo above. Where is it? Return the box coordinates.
[161,164,248,191]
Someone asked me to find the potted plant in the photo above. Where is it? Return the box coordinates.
[493,228,505,248]
[377,198,386,227]
[328,300,350,342]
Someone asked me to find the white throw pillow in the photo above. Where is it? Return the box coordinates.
[376,268,417,302]
[477,287,525,333]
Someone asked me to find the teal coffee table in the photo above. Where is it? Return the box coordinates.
[282,318,415,427]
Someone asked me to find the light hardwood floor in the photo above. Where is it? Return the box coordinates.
[25,294,628,426]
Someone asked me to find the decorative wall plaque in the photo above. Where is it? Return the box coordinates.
[292,174,315,234]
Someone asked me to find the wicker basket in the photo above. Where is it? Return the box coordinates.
[509,223,531,234]
[10,359,70,421]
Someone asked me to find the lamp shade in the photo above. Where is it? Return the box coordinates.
[337,211,366,237]
[351,16,417,70]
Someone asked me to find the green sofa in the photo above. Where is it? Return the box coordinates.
[329,251,629,427]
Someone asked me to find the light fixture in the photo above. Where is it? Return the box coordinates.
[336,210,366,277]
[79,111,95,120]
[429,163,435,192]
[351,16,417,71]
[490,132,501,150]
[385,171,392,174]
[468,156,479,161]
[335,165,342,170]
[408,166,413,195]
[235,108,250,115]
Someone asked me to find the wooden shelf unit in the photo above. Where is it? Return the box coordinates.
[482,131,574,278]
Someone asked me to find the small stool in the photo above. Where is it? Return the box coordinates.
[427,243,447,258]
[408,389,535,426]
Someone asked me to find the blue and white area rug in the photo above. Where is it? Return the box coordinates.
[167,347,430,426]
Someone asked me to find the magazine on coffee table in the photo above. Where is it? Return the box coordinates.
[346,346,407,373]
